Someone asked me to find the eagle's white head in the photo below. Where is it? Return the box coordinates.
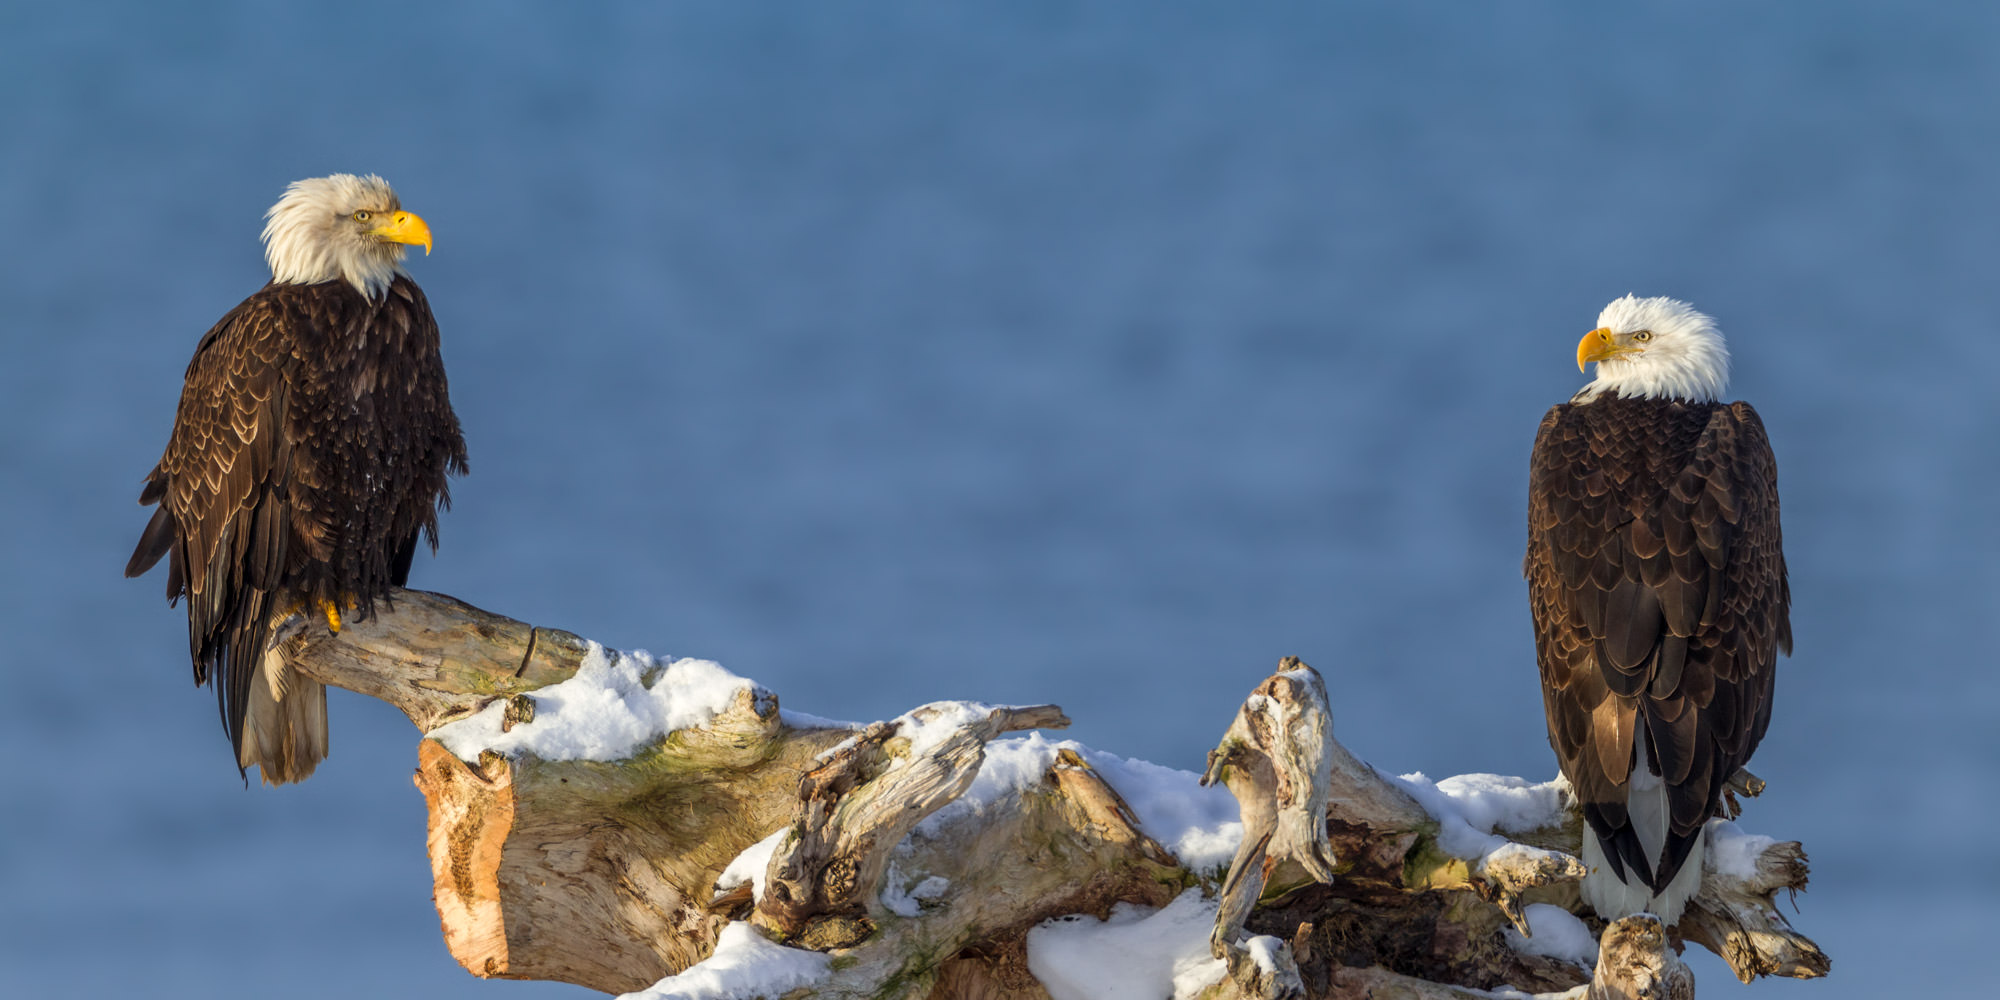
[1573,295,1730,404]
[261,174,432,300]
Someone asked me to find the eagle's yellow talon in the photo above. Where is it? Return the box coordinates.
[321,600,343,633]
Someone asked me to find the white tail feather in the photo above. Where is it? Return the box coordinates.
[1578,727,1706,926]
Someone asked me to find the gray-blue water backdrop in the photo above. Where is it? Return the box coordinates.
[3,2,1992,997]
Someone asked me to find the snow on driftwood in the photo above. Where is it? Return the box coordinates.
[273,589,1828,999]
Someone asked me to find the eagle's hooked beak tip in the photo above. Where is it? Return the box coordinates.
[1577,327,1618,372]
[375,211,433,256]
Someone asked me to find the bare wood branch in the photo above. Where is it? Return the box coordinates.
[1682,840,1829,983]
[1469,843,1589,937]
[280,589,593,731]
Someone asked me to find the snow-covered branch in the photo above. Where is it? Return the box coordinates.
[281,590,1827,998]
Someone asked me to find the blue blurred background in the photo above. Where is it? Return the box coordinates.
[3,2,1992,996]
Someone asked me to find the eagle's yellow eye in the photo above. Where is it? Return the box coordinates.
[353,210,372,223]
[1633,330,1653,342]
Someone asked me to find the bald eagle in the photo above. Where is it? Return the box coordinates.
[126,174,468,784]
[1524,295,1789,925]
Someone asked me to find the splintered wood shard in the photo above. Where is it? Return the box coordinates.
[1202,658,1339,997]
[1471,842,1590,937]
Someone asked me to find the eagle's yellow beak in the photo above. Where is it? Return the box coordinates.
[371,211,433,256]
[1576,327,1640,372]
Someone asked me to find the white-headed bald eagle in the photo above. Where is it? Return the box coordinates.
[1525,295,1789,925]
[126,174,469,784]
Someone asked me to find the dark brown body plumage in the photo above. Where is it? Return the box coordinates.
[126,274,467,779]
[1525,392,1788,893]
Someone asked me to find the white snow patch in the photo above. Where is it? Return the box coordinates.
[881,861,951,917]
[778,708,862,732]
[1707,820,1777,879]
[912,731,1056,836]
[1244,934,1286,974]
[428,643,757,763]
[901,701,996,758]
[1504,902,1599,969]
[909,732,1242,872]
[713,827,790,906]
[1479,840,1548,872]
[1026,889,1227,1000]
[1433,772,1571,835]
[618,921,830,1000]
[805,700,997,771]
[1388,770,1569,863]
[1088,747,1244,874]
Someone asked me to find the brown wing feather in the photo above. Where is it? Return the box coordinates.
[129,276,467,777]
[1527,396,1787,893]
[128,295,294,750]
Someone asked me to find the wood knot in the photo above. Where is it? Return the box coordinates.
[824,856,860,901]
[798,914,874,951]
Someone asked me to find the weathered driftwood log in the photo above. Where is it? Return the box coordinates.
[279,590,1826,999]
[1191,660,1825,999]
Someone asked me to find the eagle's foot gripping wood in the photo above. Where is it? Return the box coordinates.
[277,594,1828,999]
[267,595,360,639]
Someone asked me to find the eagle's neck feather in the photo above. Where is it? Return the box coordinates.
[1573,356,1727,405]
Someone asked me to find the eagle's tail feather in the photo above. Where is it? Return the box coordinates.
[238,647,329,785]
[1580,732,1708,926]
